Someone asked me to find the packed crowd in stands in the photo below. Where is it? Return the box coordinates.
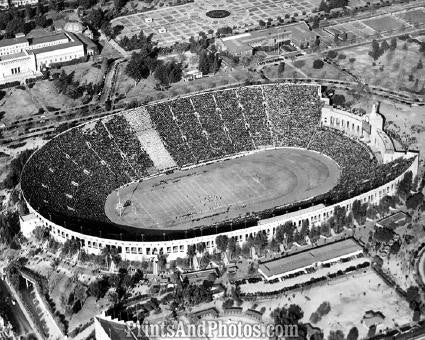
[237,87,272,147]
[263,84,322,148]
[21,84,416,239]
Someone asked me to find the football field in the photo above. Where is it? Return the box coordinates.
[105,148,340,231]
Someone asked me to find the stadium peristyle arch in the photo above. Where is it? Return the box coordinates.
[21,83,418,260]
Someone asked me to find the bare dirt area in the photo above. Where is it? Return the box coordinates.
[251,269,412,339]
[62,61,103,85]
[29,80,81,111]
[0,88,38,124]
[334,39,425,92]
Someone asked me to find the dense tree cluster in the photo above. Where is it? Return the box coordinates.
[172,276,213,307]
[318,0,348,12]
[369,39,391,61]
[122,31,183,85]
[0,8,51,38]
[0,211,20,248]
[397,171,413,200]
[2,149,34,189]
[272,304,306,338]
[310,301,331,324]
[154,60,183,87]
[52,71,100,100]
[198,48,221,75]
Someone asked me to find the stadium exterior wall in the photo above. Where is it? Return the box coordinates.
[25,150,418,261]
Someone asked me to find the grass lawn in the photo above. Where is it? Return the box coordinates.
[62,61,103,85]
[333,40,425,92]
[30,80,82,111]
[0,88,38,124]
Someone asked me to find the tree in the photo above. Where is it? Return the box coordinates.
[397,171,413,200]
[187,244,196,260]
[34,15,48,28]
[374,226,394,243]
[215,235,229,253]
[114,0,127,10]
[227,237,237,256]
[328,330,344,340]
[258,19,266,27]
[406,286,420,305]
[275,225,286,243]
[125,52,150,82]
[331,94,345,106]
[327,50,338,59]
[5,17,25,37]
[196,242,206,254]
[198,50,211,75]
[0,212,20,248]
[380,40,389,52]
[222,299,234,309]
[278,62,285,75]
[352,199,367,224]
[254,231,268,254]
[406,192,424,210]
[369,39,382,61]
[25,4,33,19]
[313,59,324,69]
[390,37,397,51]
[3,149,34,189]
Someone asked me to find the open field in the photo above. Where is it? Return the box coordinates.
[395,8,425,26]
[62,61,103,85]
[362,15,410,33]
[252,269,412,338]
[105,148,340,231]
[0,88,38,124]
[29,80,81,111]
[333,38,425,91]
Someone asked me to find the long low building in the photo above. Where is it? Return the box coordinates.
[217,22,316,56]
[0,31,91,84]
[258,238,363,281]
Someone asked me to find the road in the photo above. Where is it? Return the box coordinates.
[0,278,35,338]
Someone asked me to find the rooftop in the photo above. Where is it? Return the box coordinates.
[31,40,82,55]
[30,32,69,46]
[0,36,28,48]
[221,26,292,52]
[376,211,411,230]
[283,21,316,42]
[0,51,29,61]
[259,238,362,278]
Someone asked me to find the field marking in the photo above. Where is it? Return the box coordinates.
[105,149,340,230]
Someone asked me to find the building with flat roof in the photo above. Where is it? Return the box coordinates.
[258,238,363,281]
[217,26,292,56]
[376,211,411,230]
[0,31,89,84]
[217,22,316,56]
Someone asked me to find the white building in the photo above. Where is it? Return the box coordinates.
[0,31,87,84]
[10,0,38,6]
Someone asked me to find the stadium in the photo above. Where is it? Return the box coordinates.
[20,83,418,260]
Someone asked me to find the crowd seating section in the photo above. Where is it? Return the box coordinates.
[21,84,414,229]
